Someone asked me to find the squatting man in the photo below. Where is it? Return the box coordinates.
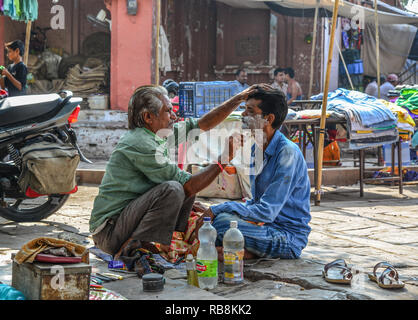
[89,84,311,262]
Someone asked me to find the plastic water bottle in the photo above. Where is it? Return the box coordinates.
[223,221,244,284]
[196,217,218,289]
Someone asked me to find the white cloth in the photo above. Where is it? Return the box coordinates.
[159,26,172,73]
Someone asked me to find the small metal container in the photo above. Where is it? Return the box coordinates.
[142,273,165,292]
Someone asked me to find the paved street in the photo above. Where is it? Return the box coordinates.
[0,183,417,300]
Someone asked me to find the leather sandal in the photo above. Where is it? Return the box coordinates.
[322,259,353,285]
[368,262,405,289]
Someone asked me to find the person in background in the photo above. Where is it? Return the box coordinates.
[234,69,250,92]
[284,67,303,106]
[365,76,386,98]
[162,79,180,114]
[0,40,28,97]
[365,76,378,97]
[380,74,399,101]
[271,67,288,95]
[233,69,250,108]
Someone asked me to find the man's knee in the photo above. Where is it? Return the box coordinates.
[161,181,185,201]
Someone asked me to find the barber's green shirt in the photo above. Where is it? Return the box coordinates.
[89,118,200,233]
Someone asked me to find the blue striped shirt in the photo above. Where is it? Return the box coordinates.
[211,130,312,254]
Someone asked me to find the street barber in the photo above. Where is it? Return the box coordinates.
[193,88,312,260]
[89,84,264,258]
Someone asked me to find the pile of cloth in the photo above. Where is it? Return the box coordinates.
[311,89,399,150]
[1,0,38,21]
[380,99,415,141]
[14,237,89,264]
[63,62,108,108]
[395,88,418,121]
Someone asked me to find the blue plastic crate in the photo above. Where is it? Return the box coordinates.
[346,59,363,75]
[382,142,411,166]
[179,81,240,118]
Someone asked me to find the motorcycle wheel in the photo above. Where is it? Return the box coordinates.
[0,194,69,222]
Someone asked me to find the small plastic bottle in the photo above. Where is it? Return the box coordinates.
[186,254,199,288]
[196,217,218,290]
[223,220,245,284]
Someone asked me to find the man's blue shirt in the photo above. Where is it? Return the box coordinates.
[211,130,311,255]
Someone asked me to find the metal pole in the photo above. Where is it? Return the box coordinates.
[315,0,340,206]
[308,0,320,98]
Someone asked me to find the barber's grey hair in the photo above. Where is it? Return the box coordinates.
[128,85,168,129]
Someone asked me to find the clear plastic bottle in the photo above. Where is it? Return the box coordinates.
[223,220,245,284]
[196,217,218,289]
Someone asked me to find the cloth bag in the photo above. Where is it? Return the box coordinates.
[18,138,80,195]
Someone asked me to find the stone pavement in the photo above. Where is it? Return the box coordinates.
[0,184,417,300]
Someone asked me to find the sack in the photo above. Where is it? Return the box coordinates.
[18,137,80,195]
[191,165,243,199]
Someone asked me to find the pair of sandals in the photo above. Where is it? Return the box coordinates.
[322,259,405,289]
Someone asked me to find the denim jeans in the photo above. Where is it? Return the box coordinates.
[212,212,299,259]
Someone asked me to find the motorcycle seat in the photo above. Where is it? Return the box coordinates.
[0,94,63,128]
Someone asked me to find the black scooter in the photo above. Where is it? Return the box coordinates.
[0,91,91,222]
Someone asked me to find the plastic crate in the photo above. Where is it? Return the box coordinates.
[346,59,363,75]
[382,142,411,166]
[179,81,240,118]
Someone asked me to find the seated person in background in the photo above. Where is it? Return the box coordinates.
[284,67,303,106]
[271,67,288,95]
[89,84,261,259]
[193,88,312,260]
[365,76,378,98]
[380,74,399,101]
[365,76,386,98]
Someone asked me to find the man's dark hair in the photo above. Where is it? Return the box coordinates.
[284,67,295,79]
[235,68,246,77]
[6,40,24,57]
[247,88,288,129]
[273,67,285,77]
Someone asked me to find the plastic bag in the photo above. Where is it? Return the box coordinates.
[0,284,26,300]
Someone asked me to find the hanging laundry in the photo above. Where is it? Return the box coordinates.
[2,0,38,21]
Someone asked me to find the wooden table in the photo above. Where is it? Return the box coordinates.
[282,118,403,204]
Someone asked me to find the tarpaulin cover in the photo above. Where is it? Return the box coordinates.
[362,23,417,76]
[216,0,418,25]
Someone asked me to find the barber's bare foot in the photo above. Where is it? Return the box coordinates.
[141,241,161,254]
[114,237,135,260]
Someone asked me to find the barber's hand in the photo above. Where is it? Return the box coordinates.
[235,83,275,103]
[190,208,214,243]
[220,133,244,164]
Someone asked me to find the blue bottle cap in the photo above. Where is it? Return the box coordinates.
[203,217,211,222]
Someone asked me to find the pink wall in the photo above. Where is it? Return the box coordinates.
[110,0,154,111]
